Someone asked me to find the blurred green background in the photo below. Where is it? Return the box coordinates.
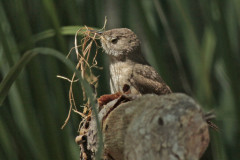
[0,0,239,159]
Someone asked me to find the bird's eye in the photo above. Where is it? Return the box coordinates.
[111,38,118,44]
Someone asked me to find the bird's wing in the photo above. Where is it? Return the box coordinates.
[129,64,172,95]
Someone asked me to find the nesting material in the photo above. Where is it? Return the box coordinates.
[58,19,107,129]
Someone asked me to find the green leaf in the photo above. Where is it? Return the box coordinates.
[0,51,37,105]
[32,26,99,42]
[0,47,103,159]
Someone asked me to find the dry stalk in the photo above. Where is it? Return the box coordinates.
[58,18,107,129]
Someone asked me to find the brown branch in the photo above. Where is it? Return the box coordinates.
[76,93,210,160]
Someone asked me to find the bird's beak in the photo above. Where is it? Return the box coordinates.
[89,29,104,35]
[96,31,103,35]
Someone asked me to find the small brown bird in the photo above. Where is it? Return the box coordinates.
[100,28,172,95]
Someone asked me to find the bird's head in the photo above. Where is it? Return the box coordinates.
[100,28,141,58]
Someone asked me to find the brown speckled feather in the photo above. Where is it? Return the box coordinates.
[129,64,172,95]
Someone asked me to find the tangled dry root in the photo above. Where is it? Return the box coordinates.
[58,18,107,129]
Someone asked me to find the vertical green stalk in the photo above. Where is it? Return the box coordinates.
[42,0,67,52]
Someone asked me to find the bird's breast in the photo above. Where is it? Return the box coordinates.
[109,61,137,94]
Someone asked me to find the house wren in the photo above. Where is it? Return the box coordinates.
[100,28,172,95]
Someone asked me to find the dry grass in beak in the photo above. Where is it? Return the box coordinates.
[57,18,107,129]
